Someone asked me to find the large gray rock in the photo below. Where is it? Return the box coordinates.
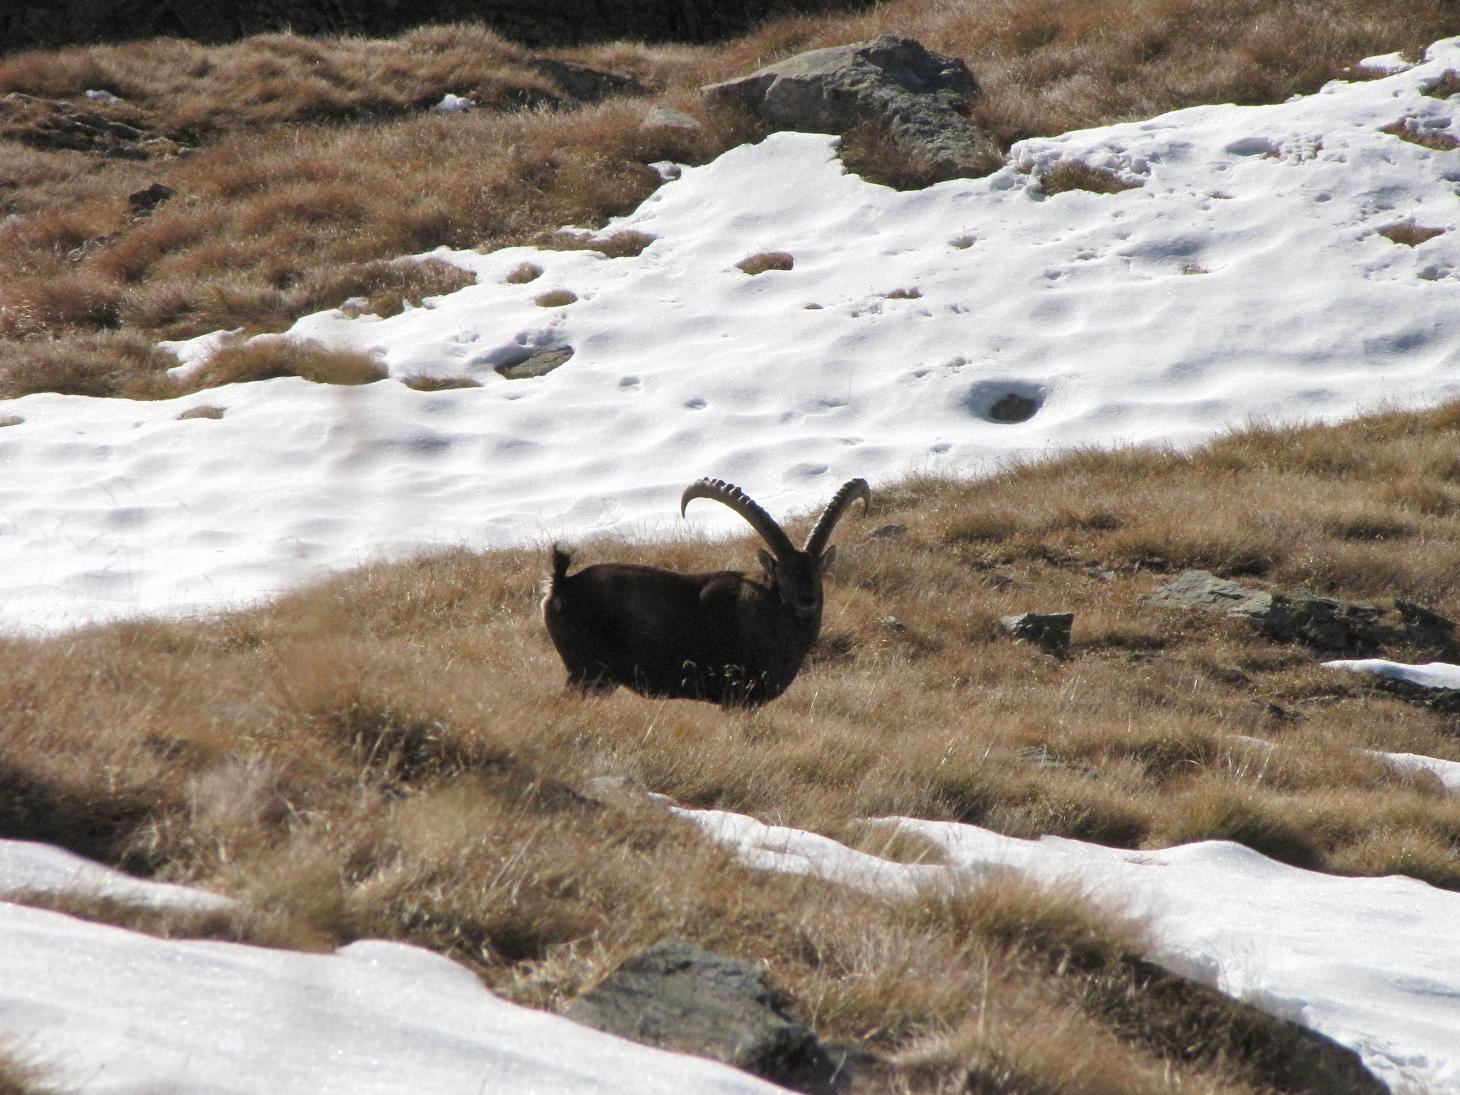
[701,36,1000,178]
[1145,570,1456,655]
[566,939,854,1093]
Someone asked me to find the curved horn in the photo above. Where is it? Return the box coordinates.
[803,478,871,556]
[681,478,796,560]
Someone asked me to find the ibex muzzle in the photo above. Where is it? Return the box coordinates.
[541,478,870,707]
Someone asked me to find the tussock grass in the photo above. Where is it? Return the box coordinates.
[1379,221,1447,247]
[180,340,386,391]
[1035,161,1142,196]
[1379,118,1460,150]
[736,250,794,274]
[4,405,1460,1090]
[542,229,657,257]
[3,0,1452,397]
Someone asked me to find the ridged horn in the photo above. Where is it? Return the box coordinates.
[803,478,871,557]
[680,478,797,560]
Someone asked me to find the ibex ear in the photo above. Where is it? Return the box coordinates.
[818,545,837,573]
[757,548,777,576]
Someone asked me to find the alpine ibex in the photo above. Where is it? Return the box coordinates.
[541,477,870,707]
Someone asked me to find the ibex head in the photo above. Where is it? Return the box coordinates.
[681,477,871,619]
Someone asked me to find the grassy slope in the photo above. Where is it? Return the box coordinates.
[5,407,1460,1092]
[2,2,1460,1091]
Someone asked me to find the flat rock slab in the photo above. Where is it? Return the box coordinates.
[701,36,1000,178]
[566,939,847,1093]
[1145,570,1456,656]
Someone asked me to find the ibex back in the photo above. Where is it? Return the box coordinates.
[541,478,870,707]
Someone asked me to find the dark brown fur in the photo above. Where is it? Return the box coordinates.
[540,479,868,707]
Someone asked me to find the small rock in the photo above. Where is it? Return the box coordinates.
[567,939,855,1093]
[1001,612,1073,656]
[1396,599,1457,655]
[641,106,703,135]
[431,93,473,113]
[988,392,1039,422]
[84,89,122,102]
[128,182,174,215]
[867,523,906,540]
[495,347,574,380]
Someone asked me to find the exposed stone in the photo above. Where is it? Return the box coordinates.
[641,106,704,135]
[1395,598,1457,653]
[1145,570,1458,656]
[495,346,574,380]
[128,182,175,215]
[1117,956,1389,1095]
[867,523,906,540]
[1144,570,1277,621]
[531,59,649,102]
[988,392,1040,422]
[0,92,166,159]
[567,939,858,1093]
[1001,611,1073,656]
[701,36,1000,180]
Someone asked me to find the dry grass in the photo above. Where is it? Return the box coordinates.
[504,262,544,283]
[1425,69,1460,98]
[542,229,657,258]
[180,340,386,391]
[176,403,225,420]
[736,250,795,274]
[1379,221,1447,246]
[4,404,1460,1090]
[400,374,482,391]
[1035,161,1143,196]
[533,289,579,307]
[1379,118,1460,150]
[3,0,1453,397]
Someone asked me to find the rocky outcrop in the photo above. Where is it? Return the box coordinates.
[566,939,866,1093]
[0,93,178,160]
[1145,570,1457,656]
[701,36,1000,179]
[1000,611,1073,656]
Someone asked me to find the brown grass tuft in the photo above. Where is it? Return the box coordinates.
[533,289,579,307]
[176,404,225,420]
[1424,70,1460,98]
[543,229,656,258]
[182,340,386,391]
[505,262,544,283]
[1379,221,1446,247]
[1379,118,1460,150]
[1036,161,1142,196]
[736,250,794,275]
[400,374,482,391]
